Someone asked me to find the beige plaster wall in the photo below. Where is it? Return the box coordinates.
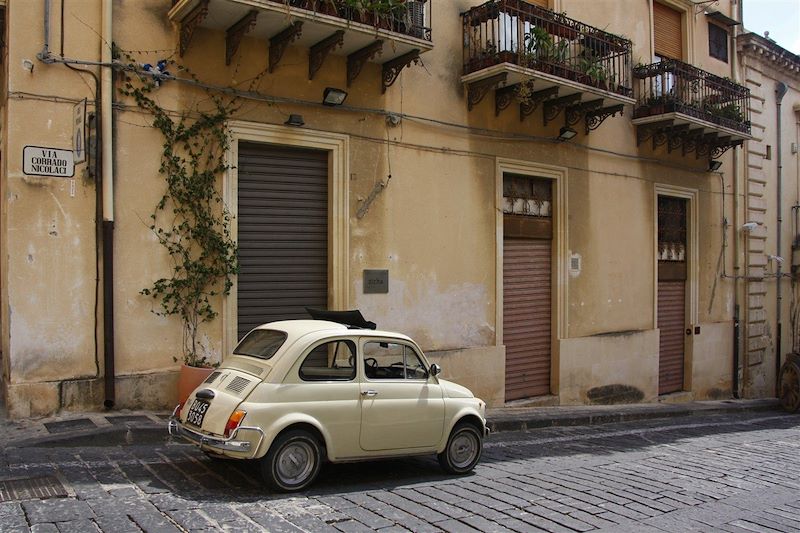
[558,329,660,404]
[0,0,745,416]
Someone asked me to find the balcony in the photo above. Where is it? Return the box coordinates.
[168,0,432,91]
[632,59,752,158]
[461,0,634,134]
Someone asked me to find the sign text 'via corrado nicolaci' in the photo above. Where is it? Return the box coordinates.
[23,146,75,178]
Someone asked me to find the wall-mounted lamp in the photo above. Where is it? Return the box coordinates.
[708,159,723,171]
[284,114,305,127]
[322,87,348,106]
[557,126,577,142]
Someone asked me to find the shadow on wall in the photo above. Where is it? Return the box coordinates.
[587,384,645,404]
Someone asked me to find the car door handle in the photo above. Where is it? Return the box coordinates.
[361,390,378,397]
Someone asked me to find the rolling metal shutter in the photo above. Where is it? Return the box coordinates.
[504,238,551,400]
[236,142,328,339]
[654,2,683,59]
[657,280,685,394]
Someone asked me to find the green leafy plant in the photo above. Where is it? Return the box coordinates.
[119,57,239,368]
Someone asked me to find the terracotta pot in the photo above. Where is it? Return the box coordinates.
[177,364,215,404]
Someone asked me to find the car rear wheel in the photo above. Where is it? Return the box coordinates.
[438,422,482,474]
[261,429,322,492]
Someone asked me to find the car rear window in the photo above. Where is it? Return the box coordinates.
[233,329,287,360]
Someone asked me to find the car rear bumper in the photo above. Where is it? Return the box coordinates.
[168,413,264,459]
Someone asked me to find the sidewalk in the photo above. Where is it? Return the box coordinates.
[0,398,783,449]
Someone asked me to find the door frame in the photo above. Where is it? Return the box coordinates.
[654,184,698,393]
[223,121,350,354]
[496,158,567,397]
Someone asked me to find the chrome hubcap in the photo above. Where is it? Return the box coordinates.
[450,430,478,468]
[276,441,315,485]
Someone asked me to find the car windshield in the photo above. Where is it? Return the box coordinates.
[233,329,287,359]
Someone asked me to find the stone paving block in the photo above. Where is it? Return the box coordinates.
[22,499,95,524]
[128,507,183,533]
[94,514,142,532]
[56,518,100,532]
[370,490,450,523]
[338,505,395,530]
[460,514,520,533]
[332,518,378,533]
[435,518,484,533]
[166,509,215,530]
[393,488,471,519]
[31,525,60,533]
[149,493,199,511]
[0,511,31,530]
[436,483,515,512]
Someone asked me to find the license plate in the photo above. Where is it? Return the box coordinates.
[186,399,209,427]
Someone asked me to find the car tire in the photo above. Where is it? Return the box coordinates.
[261,429,323,492]
[438,422,483,474]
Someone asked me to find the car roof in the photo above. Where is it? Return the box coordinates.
[251,319,413,343]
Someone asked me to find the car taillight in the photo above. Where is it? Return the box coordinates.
[224,410,246,438]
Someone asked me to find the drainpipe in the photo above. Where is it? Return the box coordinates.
[731,0,742,398]
[776,81,788,396]
[36,0,52,61]
[101,0,116,409]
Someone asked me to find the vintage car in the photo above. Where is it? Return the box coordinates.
[168,310,488,492]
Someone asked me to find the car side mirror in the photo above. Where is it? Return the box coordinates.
[430,363,441,377]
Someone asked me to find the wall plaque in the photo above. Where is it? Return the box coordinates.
[363,269,389,294]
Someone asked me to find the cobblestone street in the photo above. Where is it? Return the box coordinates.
[1,410,800,532]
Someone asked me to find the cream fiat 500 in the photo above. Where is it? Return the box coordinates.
[168,312,488,492]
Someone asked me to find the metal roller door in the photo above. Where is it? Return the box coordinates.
[236,142,328,340]
[657,280,685,394]
[503,238,552,400]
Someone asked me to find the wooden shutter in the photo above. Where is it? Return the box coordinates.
[504,238,551,400]
[654,2,683,59]
[658,280,685,394]
[236,143,328,340]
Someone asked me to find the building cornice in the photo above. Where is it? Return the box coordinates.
[738,32,800,78]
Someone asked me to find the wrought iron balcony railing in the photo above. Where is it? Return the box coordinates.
[462,0,633,98]
[633,59,751,135]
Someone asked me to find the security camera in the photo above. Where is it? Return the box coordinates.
[742,222,759,232]
[769,255,784,264]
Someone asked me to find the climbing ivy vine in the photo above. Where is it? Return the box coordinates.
[119,56,239,368]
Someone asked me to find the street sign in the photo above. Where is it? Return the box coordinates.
[73,99,86,164]
[23,146,75,178]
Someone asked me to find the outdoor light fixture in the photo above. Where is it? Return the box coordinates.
[322,87,348,106]
[557,126,577,142]
[708,159,723,171]
[284,114,305,127]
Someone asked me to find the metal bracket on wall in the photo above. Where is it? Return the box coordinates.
[635,119,673,146]
[226,10,258,65]
[519,87,559,122]
[565,99,602,127]
[543,93,581,126]
[665,124,690,153]
[682,128,705,156]
[495,84,520,117]
[585,104,624,134]
[309,31,344,80]
[269,22,304,73]
[466,73,507,111]
[382,49,420,93]
[695,133,718,158]
[712,139,743,158]
[347,41,384,87]
[179,0,209,57]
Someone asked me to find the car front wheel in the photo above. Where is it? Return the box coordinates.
[438,422,482,474]
[261,429,322,492]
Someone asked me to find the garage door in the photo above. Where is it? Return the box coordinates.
[503,237,552,400]
[236,142,328,339]
[658,280,685,394]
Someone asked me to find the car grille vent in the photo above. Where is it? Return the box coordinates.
[203,371,221,384]
[226,376,251,394]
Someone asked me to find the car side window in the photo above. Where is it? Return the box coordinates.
[363,341,429,380]
[299,340,357,381]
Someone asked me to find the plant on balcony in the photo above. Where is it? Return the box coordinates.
[523,26,569,68]
[119,57,239,370]
[705,101,744,124]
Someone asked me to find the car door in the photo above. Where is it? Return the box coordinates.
[359,339,445,451]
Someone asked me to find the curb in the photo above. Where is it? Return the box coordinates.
[485,399,783,433]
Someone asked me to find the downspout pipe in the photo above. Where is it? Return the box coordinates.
[776,81,788,396]
[101,0,116,409]
[36,0,53,62]
[731,0,742,399]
